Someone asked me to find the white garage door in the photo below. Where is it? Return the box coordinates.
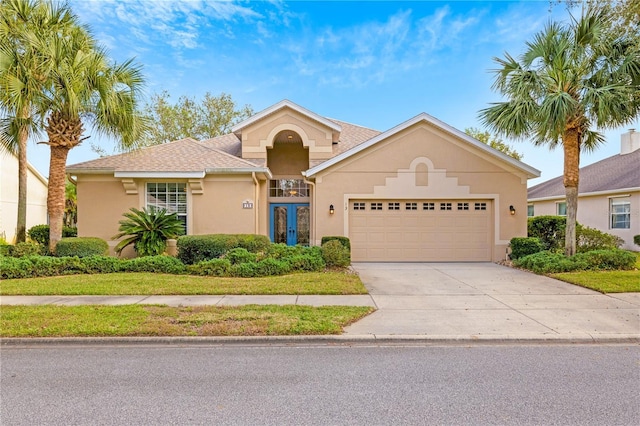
[349,200,492,262]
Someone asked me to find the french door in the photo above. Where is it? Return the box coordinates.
[270,203,310,246]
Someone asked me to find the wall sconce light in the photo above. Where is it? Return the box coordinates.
[509,205,516,216]
[329,204,335,215]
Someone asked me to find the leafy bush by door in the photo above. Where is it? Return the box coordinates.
[113,207,184,257]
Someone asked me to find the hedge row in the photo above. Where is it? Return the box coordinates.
[1,248,327,280]
[513,249,636,274]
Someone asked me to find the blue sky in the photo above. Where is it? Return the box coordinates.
[25,0,639,186]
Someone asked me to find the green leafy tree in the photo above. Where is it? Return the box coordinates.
[140,91,253,145]
[464,127,523,160]
[0,0,78,242]
[479,6,640,256]
[113,207,185,257]
[64,179,76,227]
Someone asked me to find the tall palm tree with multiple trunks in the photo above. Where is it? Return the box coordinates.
[480,6,640,256]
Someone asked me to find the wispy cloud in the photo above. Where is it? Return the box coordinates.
[282,6,484,88]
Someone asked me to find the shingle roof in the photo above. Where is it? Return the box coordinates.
[528,148,640,199]
[67,138,261,173]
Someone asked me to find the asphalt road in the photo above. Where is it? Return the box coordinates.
[1,343,638,425]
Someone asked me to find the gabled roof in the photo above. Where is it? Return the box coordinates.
[304,112,541,178]
[528,148,640,200]
[231,99,342,134]
[67,138,270,178]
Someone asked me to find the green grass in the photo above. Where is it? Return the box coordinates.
[552,252,640,293]
[0,304,374,337]
[0,271,367,296]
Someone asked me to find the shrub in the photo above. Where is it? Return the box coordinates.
[257,258,291,276]
[10,242,42,257]
[27,225,76,248]
[286,253,326,272]
[633,235,640,247]
[177,234,270,264]
[55,237,108,257]
[80,256,123,274]
[321,240,351,267]
[514,249,635,274]
[123,255,186,274]
[1,256,35,279]
[225,248,257,265]
[187,258,232,276]
[571,249,636,270]
[513,251,585,274]
[576,225,623,252]
[230,261,261,278]
[266,243,305,260]
[320,236,351,251]
[510,237,544,260]
[0,244,12,256]
[113,207,185,257]
[527,216,566,251]
[0,255,87,279]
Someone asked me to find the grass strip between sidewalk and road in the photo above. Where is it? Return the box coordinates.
[0,304,375,337]
[0,271,367,296]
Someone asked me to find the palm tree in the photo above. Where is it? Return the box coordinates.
[37,21,147,253]
[113,207,185,257]
[0,0,77,242]
[479,6,640,256]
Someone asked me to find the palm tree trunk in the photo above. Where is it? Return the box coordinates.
[16,125,28,243]
[47,145,70,253]
[563,128,580,257]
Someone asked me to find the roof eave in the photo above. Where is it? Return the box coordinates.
[232,99,342,134]
[528,187,640,202]
[305,113,541,178]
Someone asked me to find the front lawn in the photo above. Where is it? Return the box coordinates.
[0,271,367,296]
[0,304,374,337]
[551,252,640,293]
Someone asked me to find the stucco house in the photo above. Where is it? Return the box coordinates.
[0,151,48,243]
[67,100,540,261]
[528,130,640,251]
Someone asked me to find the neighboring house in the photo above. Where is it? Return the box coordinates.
[0,151,48,243]
[67,100,540,261]
[528,130,640,251]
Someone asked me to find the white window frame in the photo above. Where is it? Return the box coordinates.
[527,204,534,217]
[146,182,188,233]
[610,198,631,229]
[556,202,567,216]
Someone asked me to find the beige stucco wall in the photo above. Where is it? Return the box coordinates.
[267,141,309,175]
[240,108,334,161]
[76,173,269,257]
[529,191,640,251]
[311,123,529,261]
[0,152,48,243]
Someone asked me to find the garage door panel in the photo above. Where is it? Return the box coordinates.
[349,199,492,262]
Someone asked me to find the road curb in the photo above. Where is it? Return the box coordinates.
[2,334,639,346]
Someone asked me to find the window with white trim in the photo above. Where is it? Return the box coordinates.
[527,204,534,217]
[556,202,567,216]
[610,198,630,229]
[146,183,187,232]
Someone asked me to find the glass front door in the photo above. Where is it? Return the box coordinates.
[270,203,310,246]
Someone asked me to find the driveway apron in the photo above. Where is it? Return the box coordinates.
[344,262,640,340]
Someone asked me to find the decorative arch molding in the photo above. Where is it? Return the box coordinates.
[371,156,472,198]
[243,123,332,154]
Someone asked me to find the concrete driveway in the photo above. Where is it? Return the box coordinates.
[345,263,640,341]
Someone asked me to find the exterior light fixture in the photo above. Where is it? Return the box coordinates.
[329,204,335,215]
[509,205,516,215]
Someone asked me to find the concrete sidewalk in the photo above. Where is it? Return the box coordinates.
[0,294,376,307]
[2,262,639,343]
